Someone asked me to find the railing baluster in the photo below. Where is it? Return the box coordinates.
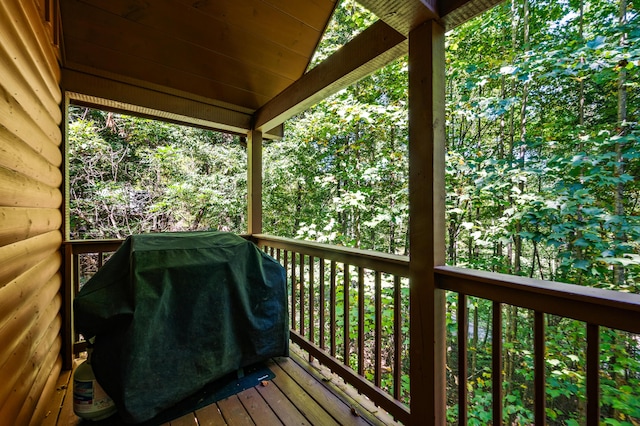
[534,311,545,425]
[587,323,600,425]
[374,271,382,387]
[394,275,402,400]
[330,260,337,357]
[319,258,326,350]
[309,255,315,346]
[344,264,350,367]
[276,248,281,262]
[493,301,503,426]
[291,252,297,331]
[300,254,305,336]
[358,266,365,376]
[458,293,468,426]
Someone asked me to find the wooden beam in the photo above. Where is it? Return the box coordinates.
[408,19,446,426]
[63,70,283,138]
[253,20,406,132]
[247,129,262,235]
[438,0,505,29]
[356,0,439,35]
[357,0,503,32]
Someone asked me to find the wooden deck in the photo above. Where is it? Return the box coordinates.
[42,347,403,426]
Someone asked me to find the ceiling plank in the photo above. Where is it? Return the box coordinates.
[78,0,309,82]
[177,0,321,57]
[62,1,294,99]
[263,0,337,32]
[253,20,407,132]
[63,36,269,110]
[356,0,438,35]
[438,0,505,29]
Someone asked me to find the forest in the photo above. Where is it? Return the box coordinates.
[68,0,639,424]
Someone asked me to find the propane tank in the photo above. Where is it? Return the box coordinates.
[73,344,117,421]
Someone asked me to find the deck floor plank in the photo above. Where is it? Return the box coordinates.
[274,357,371,426]
[167,412,197,426]
[268,360,340,426]
[237,387,283,426]
[195,403,227,426]
[41,368,72,426]
[254,373,312,426]
[52,355,400,426]
[217,394,255,426]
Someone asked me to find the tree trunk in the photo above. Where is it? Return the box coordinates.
[614,0,628,286]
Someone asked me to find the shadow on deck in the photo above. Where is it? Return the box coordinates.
[42,345,403,426]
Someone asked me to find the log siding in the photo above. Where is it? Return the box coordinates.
[0,1,62,425]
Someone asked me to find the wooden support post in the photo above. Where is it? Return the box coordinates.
[247,129,262,235]
[408,19,447,426]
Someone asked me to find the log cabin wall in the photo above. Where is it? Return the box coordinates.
[0,1,64,425]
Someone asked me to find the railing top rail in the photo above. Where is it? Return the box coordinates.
[436,265,640,334]
[64,239,124,254]
[251,234,410,277]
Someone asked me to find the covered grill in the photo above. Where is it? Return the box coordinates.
[74,231,289,423]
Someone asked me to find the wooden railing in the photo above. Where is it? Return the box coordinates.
[251,234,412,424]
[436,266,640,426]
[63,235,640,425]
[63,239,123,357]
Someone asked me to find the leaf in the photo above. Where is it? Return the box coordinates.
[567,354,580,363]
[573,259,591,270]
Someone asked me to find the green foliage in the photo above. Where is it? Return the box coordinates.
[68,0,640,423]
[68,109,247,238]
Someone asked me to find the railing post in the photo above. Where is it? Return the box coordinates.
[247,128,262,235]
[587,324,600,425]
[408,18,447,426]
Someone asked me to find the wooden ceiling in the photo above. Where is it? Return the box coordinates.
[59,0,501,134]
[60,0,337,113]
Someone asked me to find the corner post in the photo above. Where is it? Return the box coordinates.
[247,129,263,235]
[408,19,447,425]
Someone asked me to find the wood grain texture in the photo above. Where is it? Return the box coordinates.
[0,207,62,247]
[0,252,62,329]
[0,166,62,209]
[0,125,62,187]
[268,361,339,425]
[247,129,262,235]
[0,231,62,287]
[273,357,370,426]
[62,1,295,97]
[357,0,438,35]
[0,3,63,425]
[254,20,407,131]
[408,19,447,426]
[63,70,251,135]
[436,265,640,334]
[35,362,71,426]
[0,39,61,126]
[194,403,227,426]
[0,295,62,411]
[63,36,268,111]
[176,0,322,56]
[0,83,62,152]
[79,0,308,81]
[0,274,61,374]
[0,331,62,425]
[18,353,62,426]
[0,1,61,104]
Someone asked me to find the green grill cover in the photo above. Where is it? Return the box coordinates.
[74,231,288,423]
